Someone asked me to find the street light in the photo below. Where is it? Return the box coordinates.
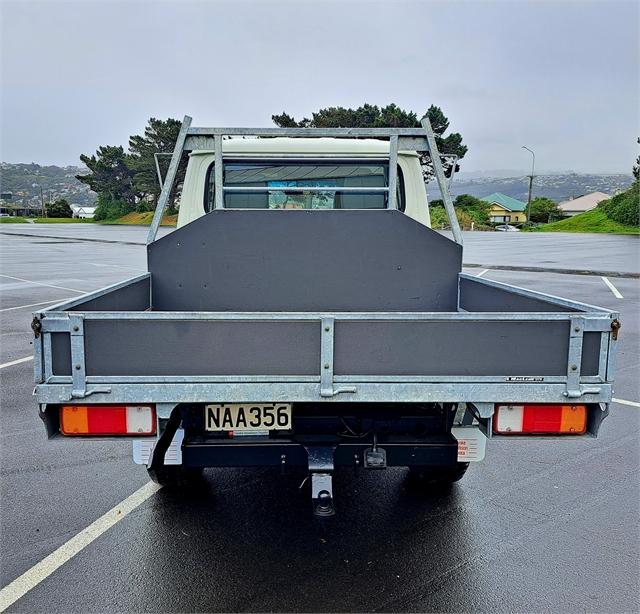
[522,146,535,224]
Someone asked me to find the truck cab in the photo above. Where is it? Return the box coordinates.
[177,138,431,228]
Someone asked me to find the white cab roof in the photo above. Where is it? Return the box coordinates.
[188,137,420,157]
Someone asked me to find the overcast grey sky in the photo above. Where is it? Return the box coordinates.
[1,0,638,173]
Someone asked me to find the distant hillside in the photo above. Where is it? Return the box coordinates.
[0,162,96,207]
[1,163,634,209]
[428,173,634,202]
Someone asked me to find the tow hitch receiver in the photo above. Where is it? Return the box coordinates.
[306,446,336,517]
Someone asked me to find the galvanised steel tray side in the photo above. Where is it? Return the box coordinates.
[33,273,618,407]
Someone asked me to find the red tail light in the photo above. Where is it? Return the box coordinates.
[60,405,156,436]
[494,404,587,435]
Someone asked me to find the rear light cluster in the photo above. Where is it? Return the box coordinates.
[493,404,587,435]
[60,405,156,436]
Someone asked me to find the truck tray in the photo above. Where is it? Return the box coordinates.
[33,210,618,409]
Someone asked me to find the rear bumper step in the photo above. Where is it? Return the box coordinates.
[181,437,458,468]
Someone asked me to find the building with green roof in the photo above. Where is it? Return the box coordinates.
[481,192,528,224]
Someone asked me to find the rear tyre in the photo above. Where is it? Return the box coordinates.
[408,462,469,488]
[147,465,204,488]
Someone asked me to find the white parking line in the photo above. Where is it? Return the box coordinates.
[612,398,640,408]
[0,298,72,313]
[601,276,624,299]
[0,356,33,369]
[0,274,85,294]
[476,269,490,277]
[88,262,144,271]
[0,481,161,612]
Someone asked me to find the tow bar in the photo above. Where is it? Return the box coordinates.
[305,446,336,517]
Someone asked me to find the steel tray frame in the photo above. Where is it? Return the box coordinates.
[31,120,619,415]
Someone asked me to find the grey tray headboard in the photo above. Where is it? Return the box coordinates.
[147,209,462,312]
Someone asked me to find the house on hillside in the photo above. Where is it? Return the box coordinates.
[558,192,609,217]
[480,192,527,224]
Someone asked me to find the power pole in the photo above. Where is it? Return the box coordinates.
[522,146,535,223]
[33,183,45,217]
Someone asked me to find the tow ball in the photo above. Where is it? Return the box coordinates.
[305,446,336,517]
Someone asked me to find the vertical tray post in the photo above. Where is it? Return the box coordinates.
[320,317,335,398]
[387,135,398,210]
[565,316,585,398]
[69,314,86,399]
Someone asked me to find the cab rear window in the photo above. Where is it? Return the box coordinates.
[204,160,404,211]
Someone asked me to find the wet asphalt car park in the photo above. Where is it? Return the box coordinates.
[0,226,638,613]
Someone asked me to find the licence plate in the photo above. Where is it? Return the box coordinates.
[204,403,292,432]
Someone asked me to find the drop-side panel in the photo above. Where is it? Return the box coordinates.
[68,277,150,312]
[147,209,462,312]
[459,275,579,313]
[333,320,599,376]
[82,320,320,376]
[51,318,601,379]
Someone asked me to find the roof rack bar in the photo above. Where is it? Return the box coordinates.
[187,127,432,138]
[184,135,430,152]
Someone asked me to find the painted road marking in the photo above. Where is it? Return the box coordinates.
[476,269,490,277]
[0,274,85,294]
[0,298,72,313]
[601,276,624,299]
[0,356,33,370]
[612,398,640,408]
[0,481,161,612]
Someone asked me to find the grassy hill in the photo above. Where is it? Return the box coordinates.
[530,208,639,235]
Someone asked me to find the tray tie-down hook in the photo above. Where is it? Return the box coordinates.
[611,319,621,341]
[305,446,336,517]
[31,316,42,338]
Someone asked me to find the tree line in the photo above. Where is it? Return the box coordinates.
[273,103,467,180]
[76,118,186,220]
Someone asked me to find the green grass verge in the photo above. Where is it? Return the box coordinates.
[0,216,28,223]
[527,208,639,235]
[0,217,94,224]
